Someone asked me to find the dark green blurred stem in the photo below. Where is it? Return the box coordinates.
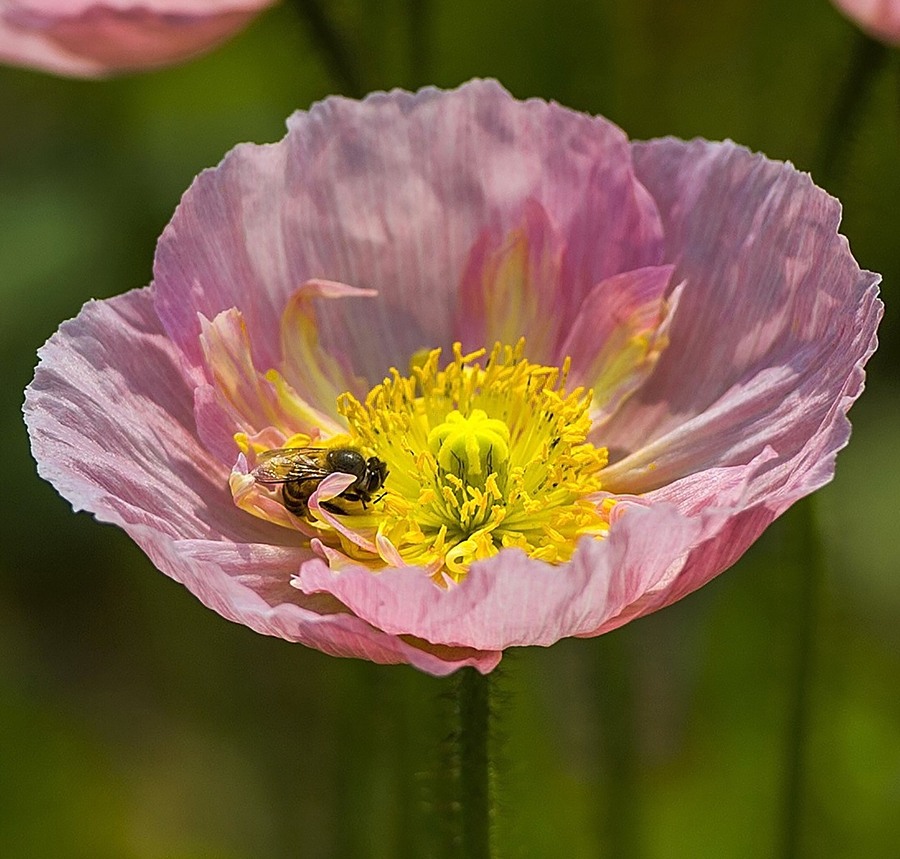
[816,29,887,186]
[594,631,639,859]
[778,497,824,859]
[287,0,364,98]
[333,662,380,857]
[407,0,432,88]
[453,668,494,859]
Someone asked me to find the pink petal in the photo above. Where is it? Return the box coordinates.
[0,0,274,77]
[278,279,377,412]
[556,264,676,426]
[196,305,341,458]
[153,80,665,384]
[293,502,704,652]
[831,0,900,45]
[25,288,276,544]
[23,287,497,675]
[603,140,881,494]
[591,448,781,633]
[455,199,566,356]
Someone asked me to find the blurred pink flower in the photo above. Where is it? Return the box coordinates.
[0,0,276,77]
[25,81,881,675]
[832,0,900,43]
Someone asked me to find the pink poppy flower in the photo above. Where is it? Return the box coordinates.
[25,81,881,676]
[832,0,900,44]
[0,0,276,77]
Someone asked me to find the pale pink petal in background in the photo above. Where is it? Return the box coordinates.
[832,0,900,45]
[0,0,275,77]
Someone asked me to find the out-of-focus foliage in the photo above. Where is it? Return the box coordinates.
[1,1,897,856]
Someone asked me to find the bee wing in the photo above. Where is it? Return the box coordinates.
[251,448,330,484]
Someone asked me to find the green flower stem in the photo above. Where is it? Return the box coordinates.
[816,29,888,186]
[778,496,825,859]
[453,668,494,859]
[287,0,364,98]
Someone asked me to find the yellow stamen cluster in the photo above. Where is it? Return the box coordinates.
[335,340,612,580]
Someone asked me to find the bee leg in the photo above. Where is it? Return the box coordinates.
[321,499,349,516]
[340,491,371,510]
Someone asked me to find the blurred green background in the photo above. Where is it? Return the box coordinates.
[2,0,898,856]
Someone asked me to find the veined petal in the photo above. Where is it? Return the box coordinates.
[279,279,378,417]
[604,140,882,495]
[558,264,677,428]
[293,502,702,652]
[456,199,565,357]
[153,80,665,384]
[199,306,342,440]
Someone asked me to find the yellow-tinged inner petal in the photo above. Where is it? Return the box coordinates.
[233,340,614,580]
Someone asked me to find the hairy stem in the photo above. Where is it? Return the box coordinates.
[453,668,494,859]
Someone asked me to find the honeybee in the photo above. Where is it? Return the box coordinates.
[251,447,388,519]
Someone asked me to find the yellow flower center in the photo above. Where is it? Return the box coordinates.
[331,340,612,580]
[231,339,615,580]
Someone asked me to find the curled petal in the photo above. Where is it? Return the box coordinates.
[604,140,881,492]
[293,502,703,652]
[557,264,677,427]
